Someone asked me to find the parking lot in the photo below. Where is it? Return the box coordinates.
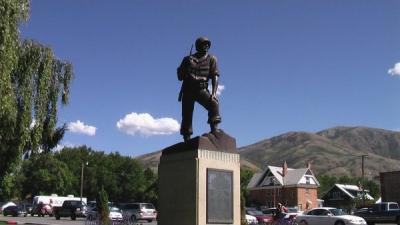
[0,215,157,225]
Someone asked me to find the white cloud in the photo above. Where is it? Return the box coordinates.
[208,84,225,96]
[68,120,97,136]
[53,144,65,152]
[53,142,76,151]
[217,85,225,96]
[30,119,36,129]
[116,112,180,136]
[388,62,400,76]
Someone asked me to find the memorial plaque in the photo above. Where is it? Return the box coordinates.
[206,169,233,224]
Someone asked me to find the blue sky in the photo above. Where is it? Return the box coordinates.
[21,0,400,157]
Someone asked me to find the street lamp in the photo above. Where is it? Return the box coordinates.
[80,161,88,202]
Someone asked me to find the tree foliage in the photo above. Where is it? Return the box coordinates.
[15,153,74,199]
[54,146,158,204]
[96,187,110,225]
[12,146,159,205]
[241,168,254,225]
[0,0,73,200]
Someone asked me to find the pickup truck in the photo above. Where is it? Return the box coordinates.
[53,200,86,220]
[354,202,400,225]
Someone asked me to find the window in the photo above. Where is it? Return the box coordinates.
[310,209,328,216]
[389,204,399,210]
[306,177,310,184]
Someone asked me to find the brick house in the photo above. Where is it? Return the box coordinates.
[247,162,319,211]
[380,171,400,204]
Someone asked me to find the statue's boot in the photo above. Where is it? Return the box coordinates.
[183,134,191,142]
[210,123,219,133]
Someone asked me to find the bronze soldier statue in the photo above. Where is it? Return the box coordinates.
[177,37,221,142]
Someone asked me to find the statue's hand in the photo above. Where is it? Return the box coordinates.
[189,73,197,81]
[211,94,218,103]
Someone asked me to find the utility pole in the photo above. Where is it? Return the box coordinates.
[80,161,88,202]
[361,154,368,207]
[80,162,84,202]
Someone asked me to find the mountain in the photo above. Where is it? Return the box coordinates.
[239,126,400,178]
[135,126,400,178]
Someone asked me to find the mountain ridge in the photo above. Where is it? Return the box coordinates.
[135,126,400,178]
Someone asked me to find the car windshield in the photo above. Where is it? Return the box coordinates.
[109,207,121,212]
[141,204,155,209]
[247,210,264,216]
[287,208,298,213]
[263,209,275,214]
[329,209,346,216]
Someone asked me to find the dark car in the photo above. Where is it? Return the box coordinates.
[246,208,273,225]
[3,205,27,217]
[53,200,87,220]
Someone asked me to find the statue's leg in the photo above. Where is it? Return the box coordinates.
[197,89,221,132]
[181,91,195,139]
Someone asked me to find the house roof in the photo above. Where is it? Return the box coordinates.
[284,168,308,185]
[329,184,374,200]
[247,164,319,189]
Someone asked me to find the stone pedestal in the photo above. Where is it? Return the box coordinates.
[158,131,240,225]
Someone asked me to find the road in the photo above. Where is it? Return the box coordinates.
[0,215,157,225]
[1,216,397,225]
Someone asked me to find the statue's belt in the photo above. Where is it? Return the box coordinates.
[178,81,208,102]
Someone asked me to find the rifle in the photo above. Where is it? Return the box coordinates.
[178,44,194,102]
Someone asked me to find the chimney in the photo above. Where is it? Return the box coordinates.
[282,161,288,177]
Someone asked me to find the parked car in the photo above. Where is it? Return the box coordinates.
[1,202,16,212]
[296,207,366,225]
[246,214,258,225]
[22,203,33,216]
[246,208,274,225]
[86,206,123,221]
[354,202,400,225]
[109,207,123,221]
[31,203,53,217]
[263,207,301,216]
[118,202,157,222]
[2,205,27,217]
[53,200,87,220]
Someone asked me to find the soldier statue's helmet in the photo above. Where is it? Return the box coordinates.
[195,37,211,51]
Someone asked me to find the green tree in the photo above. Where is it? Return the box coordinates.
[241,168,254,225]
[0,0,73,200]
[142,168,158,206]
[96,187,110,225]
[54,146,153,203]
[15,153,74,199]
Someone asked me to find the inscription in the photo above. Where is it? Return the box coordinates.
[207,169,233,224]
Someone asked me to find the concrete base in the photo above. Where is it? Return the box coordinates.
[158,131,240,225]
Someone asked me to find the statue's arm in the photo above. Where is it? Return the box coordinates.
[177,57,188,81]
[210,55,219,100]
[211,75,218,99]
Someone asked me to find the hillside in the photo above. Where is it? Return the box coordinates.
[135,126,400,178]
[239,126,400,178]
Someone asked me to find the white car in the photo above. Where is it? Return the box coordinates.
[108,207,123,221]
[86,206,123,221]
[296,207,366,225]
[245,214,258,225]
